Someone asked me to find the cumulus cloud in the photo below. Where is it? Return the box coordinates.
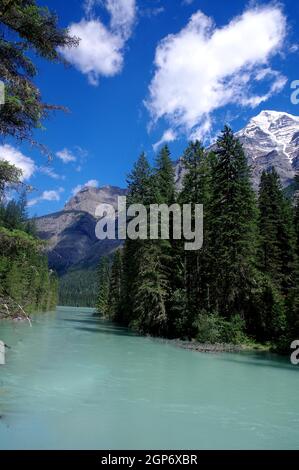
[153,129,177,152]
[146,5,287,141]
[72,179,99,196]
[103,0,136,38]
[56,148,77,163]
[61,20,124,86]
[61,0,136,85]
[28,188,64,207]
[0,144,36,180]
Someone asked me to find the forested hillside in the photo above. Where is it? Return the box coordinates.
[0,0,77,318]
[96,127,299,352]
[59,269,97,307]
[0,162,58,318]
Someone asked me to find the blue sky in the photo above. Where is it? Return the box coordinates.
[1,0,299,215]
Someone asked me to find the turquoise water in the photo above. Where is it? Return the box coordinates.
[0,306,299,450]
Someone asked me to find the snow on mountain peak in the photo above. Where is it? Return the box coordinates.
[238,110,299,152]
[235,110,299,188]
[248,110,299,133]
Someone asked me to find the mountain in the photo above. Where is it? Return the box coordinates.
[35,185,126,274]
[64,185,125,215]
[36,110,299,277]
[175,110,299,190]
[236,110,299,188]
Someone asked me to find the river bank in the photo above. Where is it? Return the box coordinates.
[154,338,271,354]
[0,296,32,323]
[0,306,298,450]
[2,308,272,354]
[95,313,273,355]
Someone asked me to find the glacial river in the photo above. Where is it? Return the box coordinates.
[0,306,298,449]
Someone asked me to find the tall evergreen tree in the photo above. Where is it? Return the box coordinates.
[133,241,168,335]
[258,168,296,294]
[153,145,179,335]
[294,173,299,259]
[209,126,258,319]
[121,149,176,336]
[126,152,153,205]
[108,132,298,348]
[119,153,154,325]
[295,205,299,259]
[0,0,78,143]
[286,188,299,343]
[96,256,110,317]
[154,145,176,204]
[179,142,214,333]
[108,250,123,320]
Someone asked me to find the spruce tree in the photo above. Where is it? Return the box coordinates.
[108,250,123,320]
[179,142,214,333]
[96,256,110,317]
[294,175,299,259]
[133,241,168,336]
[121,148,176,336]
[153,145,179,335]
[120,153,154,325]
[258,168,296,294]
[287,191,299,344]
[209,126,258,319]
[126,152,153,205]
[0,0,78,142]
[154,145,176,204]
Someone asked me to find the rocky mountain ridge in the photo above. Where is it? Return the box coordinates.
[36,110,299,274]
[35,186,126,274]
[175,110,299,189]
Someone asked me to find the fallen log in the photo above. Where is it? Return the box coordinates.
[0,295,32,326]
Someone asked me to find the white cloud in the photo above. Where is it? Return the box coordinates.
[146,5,287,141]
[61,20,124,86]
[84,0,100,17]
[72,179,99,196]
[104,0,136,38]
[140,6,165,19]
[56,148,77,163]
[0,144,36,180]
[39,166,65,180]
[28,188,64,207]
[56,146,88,171]
[182,0,195,5]
[290,43,299,53]
[84,0,136,34]
[61,0,136,86]
[153,129,177,152]
[42,189,64,201]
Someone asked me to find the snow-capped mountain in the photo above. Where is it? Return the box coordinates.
[175,110,299,190]
[236,110,299,188]
[36,110,299,274]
